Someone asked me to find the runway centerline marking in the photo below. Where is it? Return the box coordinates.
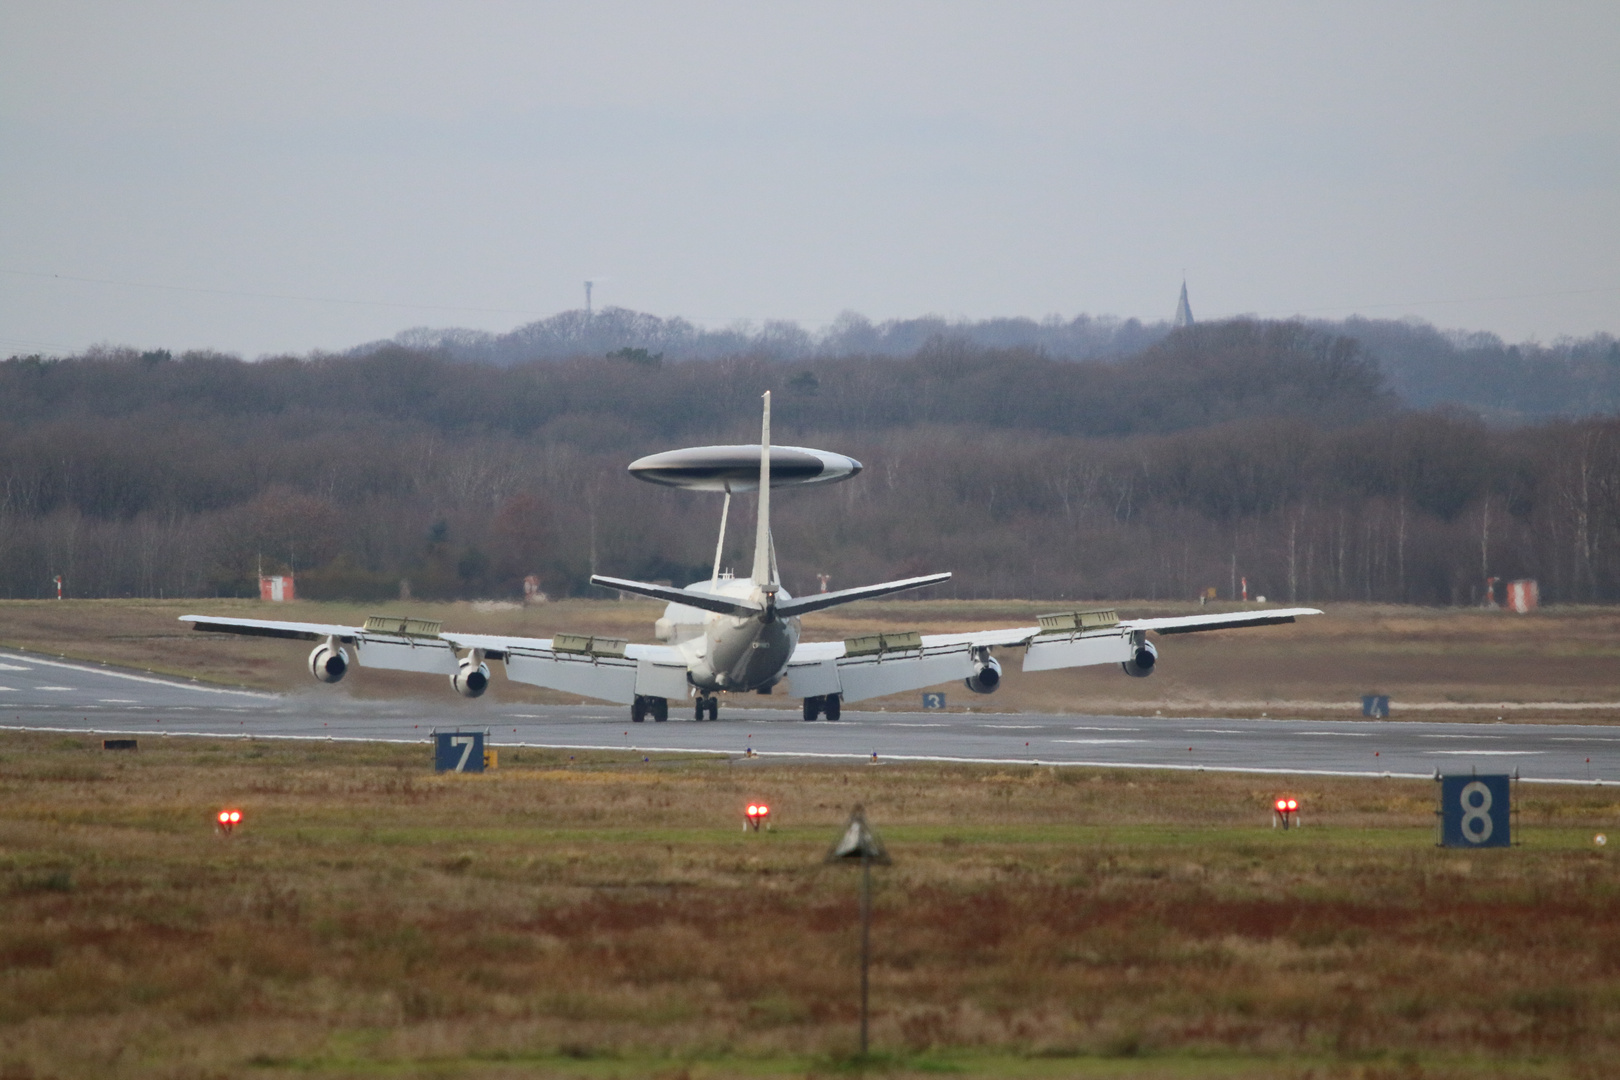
[1190,729,1246,734]
[982,724,1046,729]
[1294,731,1372,737]
[1418,734,1504,740]
[35,686,74,691]
[0,664,31,671]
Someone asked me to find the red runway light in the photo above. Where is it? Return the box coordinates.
[218,811,231,824]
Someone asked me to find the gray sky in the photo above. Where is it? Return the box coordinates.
[3,2,1618,357]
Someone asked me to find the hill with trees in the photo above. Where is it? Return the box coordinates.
[2,319,1618,606]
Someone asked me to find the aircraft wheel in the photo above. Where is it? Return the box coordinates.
[802,695,823,722]
[825,694,842,721]
[705,696,719,721]
[652,698,668,722]
[632,698,647,723]
[694,698,705,721]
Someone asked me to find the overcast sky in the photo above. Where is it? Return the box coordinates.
[2,2,1617,357]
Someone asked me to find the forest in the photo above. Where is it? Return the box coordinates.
[3,319,1619,606]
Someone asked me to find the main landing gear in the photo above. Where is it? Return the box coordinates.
[693,695,719,721]
[802,694,842,722]
[631,695,668,723]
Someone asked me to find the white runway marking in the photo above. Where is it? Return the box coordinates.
[1,653,275,697]
[35,686,74,691]
[1294,731,1372,737]
[1427,749,1544,755]
[1071,725,1140,731]
[0,663,31,671]
[1190,728,1246,734]
[1053,738,1146,744]
[1419,733,1504,740]
[983,724,1045,729]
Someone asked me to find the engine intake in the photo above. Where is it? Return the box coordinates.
[452,658,491,699]
[307,642,349,684]
[964,655,1002,694]
[1122,639,1158,678]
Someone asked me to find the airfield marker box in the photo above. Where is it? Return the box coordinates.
[434,731,486,774]
[1436,774,1511,848]
[1362,695,1391,718]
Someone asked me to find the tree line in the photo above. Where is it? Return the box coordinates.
[1,321,1617,606]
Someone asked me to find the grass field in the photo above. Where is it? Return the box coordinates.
[3,598,1620,722]
[3,731,1619,1078]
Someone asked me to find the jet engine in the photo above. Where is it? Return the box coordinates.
[1121,639,1158,678]
[452,657,491,699]
[307,642,349,684]
[964,654,1002,694]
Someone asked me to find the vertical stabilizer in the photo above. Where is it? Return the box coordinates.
[751,392,774,588]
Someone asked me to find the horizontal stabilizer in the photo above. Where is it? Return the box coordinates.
[774,572,951,618]
[589,575,763,616]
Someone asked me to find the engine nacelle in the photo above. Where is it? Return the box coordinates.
[1121,639,1158,678]
[307,642,349,684]
[964,655,1003,694]
[452,658,491,699]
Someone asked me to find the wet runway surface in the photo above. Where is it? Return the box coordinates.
[3,647,1617,783]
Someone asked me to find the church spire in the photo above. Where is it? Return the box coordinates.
[1174,280,1194,328]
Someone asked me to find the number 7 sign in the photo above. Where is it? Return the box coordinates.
[434,731,486,773]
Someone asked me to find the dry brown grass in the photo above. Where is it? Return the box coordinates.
[2,731,1619,1078]
[5,598,1620,721]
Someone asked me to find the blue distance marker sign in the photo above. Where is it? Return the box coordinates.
[1437,774,1511,848]
[434,731,485,773]
[921,692,946,710]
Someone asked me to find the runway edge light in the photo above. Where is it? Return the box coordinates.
[216,808,243,836]
[1272,797,1299,830]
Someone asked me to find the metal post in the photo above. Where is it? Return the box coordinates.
[859,851,871,1056]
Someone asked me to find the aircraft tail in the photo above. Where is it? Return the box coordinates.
[751,391,774,589]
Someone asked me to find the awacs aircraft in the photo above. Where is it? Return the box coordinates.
[181,392,1320,722]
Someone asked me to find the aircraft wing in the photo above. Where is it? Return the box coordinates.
[181,614,692,705]
[443,632,691,705]
[781,606,1322,702]
[1116,608,1322,634]
[184,614,364,642]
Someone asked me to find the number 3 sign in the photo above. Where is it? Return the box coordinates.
[1437,774,1511,848]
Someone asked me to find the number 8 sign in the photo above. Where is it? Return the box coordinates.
[1438,774,1511,848]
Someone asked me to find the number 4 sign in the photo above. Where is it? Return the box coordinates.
[1437,774,1511,848]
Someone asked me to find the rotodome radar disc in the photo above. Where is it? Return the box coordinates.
[628,445,861,491]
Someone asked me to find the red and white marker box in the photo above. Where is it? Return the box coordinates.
[260,575,295,602]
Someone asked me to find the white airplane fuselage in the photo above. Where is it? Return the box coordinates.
[660,575,801,693]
